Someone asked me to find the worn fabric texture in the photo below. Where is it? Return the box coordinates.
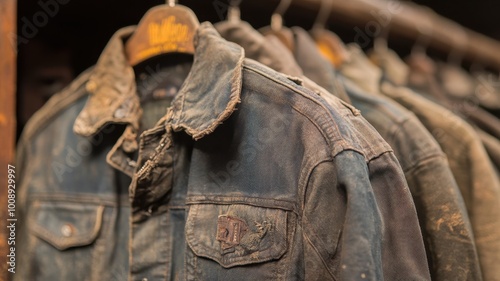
[316,42,481,281]
[217,21,435,280]
[477,129,500,170]
[373,48,500,174]
[381,81,500,281]
[284,27,352,104]
[406,54,500,141]
[16,22,430,281]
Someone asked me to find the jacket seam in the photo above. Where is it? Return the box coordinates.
[366,150,396,165]
[402,153,449,174]
[27,194,129,206]
[243,63,344,143]
[243,63,389,161]
[385,115,410,144]
[300,158,331,216]
[302,223,338,281]
[185,196,297,214]
[300,158,339,280]
[243,65,369,159]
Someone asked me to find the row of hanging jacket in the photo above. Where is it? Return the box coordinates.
[15,1,500,280]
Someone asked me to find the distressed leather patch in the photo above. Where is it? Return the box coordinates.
[216,215,248,254]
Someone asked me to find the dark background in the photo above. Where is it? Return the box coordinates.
[16,0,500,135]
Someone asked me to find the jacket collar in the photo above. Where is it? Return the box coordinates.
[215,21,355,107]
[368,47,409,86]
[340,44,383,96]
[215,20,303,77]
[291,27,338,94]
[290,27,351,103]
[74,22,244,140]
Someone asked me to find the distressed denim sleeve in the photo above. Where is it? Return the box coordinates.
[393,119,482,280]
[303,150,430,280]
[368,151,431,280]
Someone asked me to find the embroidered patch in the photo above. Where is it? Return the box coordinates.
[216,215,248,254]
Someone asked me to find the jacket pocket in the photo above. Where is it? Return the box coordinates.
[185,203,290,268]
[30,201,104,250]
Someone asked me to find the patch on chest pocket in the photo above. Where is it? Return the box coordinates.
[186,203,291,268]
[216,215,272,255]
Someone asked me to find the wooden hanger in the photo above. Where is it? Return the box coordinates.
[125,0,200,66]
[260,0,295,51]
[310,0,349,68]
[227,0,242,23]
[369,25,390,66]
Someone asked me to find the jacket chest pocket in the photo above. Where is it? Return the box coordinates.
[26,201,105,280]
[185,203,295,280]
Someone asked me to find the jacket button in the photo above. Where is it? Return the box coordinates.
[61,224,74,237]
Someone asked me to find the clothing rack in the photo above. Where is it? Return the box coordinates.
[294,0,500,70]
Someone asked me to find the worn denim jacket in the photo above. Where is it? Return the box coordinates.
[381,81,500,281]
[263,25,476,281]
[339,44,482,281]
[17,22,429,281]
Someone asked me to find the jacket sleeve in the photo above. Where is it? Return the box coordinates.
[303,150,431,281]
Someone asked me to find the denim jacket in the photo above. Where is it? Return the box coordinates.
[275,26,478,281]
[381,81,500,281]
[17,22,429,281]
[339,44,482,280]
[216,21,433,280]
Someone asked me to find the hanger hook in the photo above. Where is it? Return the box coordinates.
[447,24,468,66]
[271,0,292,31]
[313,0,332,30]
[167,0,176,7]
[411,7,435,57]
[374,25,389,53]
[228,0,242,23]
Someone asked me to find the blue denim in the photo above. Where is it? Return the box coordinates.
[343,76,482,281]
[381,81,500,281]
[17,22,428,281]
[372,36,500,277]
[286,28,480,280]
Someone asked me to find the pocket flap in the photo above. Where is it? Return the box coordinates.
[186,204,288,268]
[30,202,104,250]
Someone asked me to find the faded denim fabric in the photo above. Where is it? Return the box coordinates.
[342,45,500,280]
[288,28,480,280]
[215,21,347,103]
[217,21,431,281]
[372,48,500,171]
[406,54,500,141]
[17,22,428,281]
[270,27,352,104]
[381,81,500,281]
[215,21,304,78]
[339,45,482,280]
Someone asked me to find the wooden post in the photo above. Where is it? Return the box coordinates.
[0,0,16,280]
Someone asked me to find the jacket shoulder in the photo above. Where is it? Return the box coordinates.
[16,67,93,175]
[241,58,392,161]
[19,67,93,144]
